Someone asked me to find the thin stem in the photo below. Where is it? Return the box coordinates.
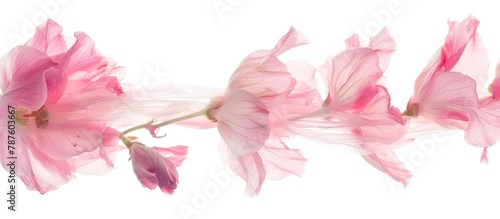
[152,109,207,129]
[119,135,133,148]
[121,109,208,136]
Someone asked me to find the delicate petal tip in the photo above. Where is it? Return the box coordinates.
[481,147,489,164]
[25,19,67,57]
[271,26,308,56]
[160,186,175,195]
[345,33,361,49]
[362,151,412,186]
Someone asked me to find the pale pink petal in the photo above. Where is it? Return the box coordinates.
[368,28,396,72]
[275,60,322,121]
[418,72,478,119]
[219,144,265,197]
[465,108,500,149]
[228,50,293,97]
[4,134,73,194]
[33,125,105,160]
[152,146,188,167]
[25,19,67,58]
[344,34,361,49]
[362,151,412,185]
[270,26,308,56]
[258,139,306,180]
[227,27,306,98]
[323,48,383,110]
[214,90,270,156]
[59,32,106,80]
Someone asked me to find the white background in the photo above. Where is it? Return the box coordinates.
[1,0,500,218]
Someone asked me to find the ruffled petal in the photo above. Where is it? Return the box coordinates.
[25,19,67,58]
[0,46,56,110]
[414,15,487,96]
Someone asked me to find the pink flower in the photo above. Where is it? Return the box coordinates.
[130,142,187,194]
[405,16,498,162]
[0,20,125,193]
[292,28,411,184]
[410,15,488,101]
[207,27,308,196]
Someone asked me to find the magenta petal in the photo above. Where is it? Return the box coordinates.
[215,90,270,156]
[130,143,183,194]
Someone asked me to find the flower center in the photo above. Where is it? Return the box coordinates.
[402,103,419,117]
[16,106,50,128]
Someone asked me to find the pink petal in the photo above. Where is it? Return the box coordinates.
[418,72,478,119]
[270,26,308,56]
[323,48,383,110]
[219,144,265,197]
[228,50,293,97]
[344,34,361,49]
[59,32,105,80]
[362,151,412,186]
[258,139,306,180]
[214,90,270,156]
[25,19,67,58]
[130,143,181,194]
[152,146,188,167]
[0,46,56,110]
[368,28,396,72]
[465,108,500,148]
[492,77,500,100]
[33,124,105,160]
[0,134,73,194]
[414,15,487,96]
[227,27,306,98]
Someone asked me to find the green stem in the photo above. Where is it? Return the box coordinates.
[118,109,209,146]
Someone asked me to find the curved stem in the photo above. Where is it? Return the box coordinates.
[151,109,207,129]
[118,109,209,147]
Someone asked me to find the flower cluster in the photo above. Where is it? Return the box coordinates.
[0,16,498,197]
